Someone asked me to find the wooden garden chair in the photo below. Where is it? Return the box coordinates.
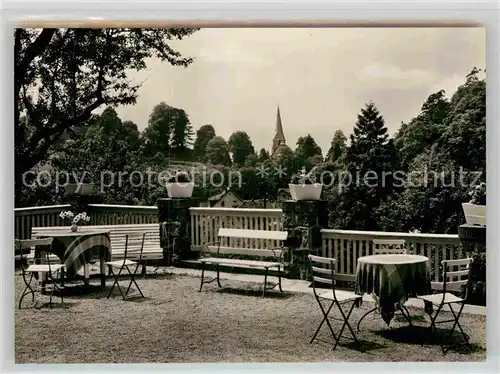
[308,254,362,350]
[106,232,146,300]
[16,238,65,309]
[417,258,474,352]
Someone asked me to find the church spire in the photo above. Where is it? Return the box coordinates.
[272,105,286,155]
[274,105,285,142]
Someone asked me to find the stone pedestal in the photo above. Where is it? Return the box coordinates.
[157,198,203,264]
[282,200,329,280]
[458,224,486,252]
[67,194,102,214]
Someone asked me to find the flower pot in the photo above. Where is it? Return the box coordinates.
[65,183,94,196]
[166,182,194,198]
[289,183,323,201]
[70,223,78,232]
[462,203,486,226]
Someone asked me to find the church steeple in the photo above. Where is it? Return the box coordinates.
[272,105,286,154]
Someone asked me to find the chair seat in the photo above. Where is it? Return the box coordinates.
[317,290,362,303]
[26,264,65,272]
[105,259,138,268]
[417,292,465,305]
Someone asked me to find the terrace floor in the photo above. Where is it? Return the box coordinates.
[14,267,486,364]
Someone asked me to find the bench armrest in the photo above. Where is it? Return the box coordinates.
[201,241,222,257]
[268,246,284,262]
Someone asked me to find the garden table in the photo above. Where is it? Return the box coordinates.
[355,254,431,327]
[35,230,111,287]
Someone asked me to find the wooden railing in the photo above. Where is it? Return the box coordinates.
[15,204,158,239]
[189,207,284,251]
[321,229,464,284]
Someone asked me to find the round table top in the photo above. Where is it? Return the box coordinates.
[358,254,429,265]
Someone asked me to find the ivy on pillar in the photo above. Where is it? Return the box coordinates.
[282,199,329,280]
[157,198,204,265]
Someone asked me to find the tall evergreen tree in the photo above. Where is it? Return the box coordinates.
[336,102,397,231]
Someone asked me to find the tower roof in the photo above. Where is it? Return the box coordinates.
[273,105,285,141]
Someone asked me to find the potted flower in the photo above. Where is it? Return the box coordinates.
[289,168,323,201]
[166,170,195,198]
[462,181,486,226]
[59,210,91,232]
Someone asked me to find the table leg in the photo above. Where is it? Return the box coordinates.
[100,250,106,288]
[60,267,65,288]
[84,260,89,286]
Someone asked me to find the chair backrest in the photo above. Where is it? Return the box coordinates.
[441,258,474,298]
[308,254,347,302]
[15,238,54,270]
[372,239,406,255]
[122,232,148,264]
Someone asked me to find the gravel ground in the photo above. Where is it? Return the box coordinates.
[14,272,486,363]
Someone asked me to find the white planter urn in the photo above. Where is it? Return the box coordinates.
[462,203,486,226]
[289,183,323,201]
[166,182,195,198]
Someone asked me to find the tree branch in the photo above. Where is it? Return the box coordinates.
[15,29,57,83]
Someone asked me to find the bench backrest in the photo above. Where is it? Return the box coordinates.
[31,224,160,259]
[203,228,288,258]
[218,228,288,241]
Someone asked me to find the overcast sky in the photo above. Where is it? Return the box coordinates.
[116,27,485,154]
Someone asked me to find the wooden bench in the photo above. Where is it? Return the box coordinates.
[31,224,162,279]
[197,228,288,296]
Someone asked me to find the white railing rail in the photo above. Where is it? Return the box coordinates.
[189,207,284,251]
[15,204,158,239]
[86,204,157,226]
[321,229,463,284]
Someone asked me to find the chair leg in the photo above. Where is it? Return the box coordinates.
[125,265,145,298]
[422,303,443,347]
[334,301,360,350]
[18,273,35,309]
[310,299,336,344]
[107,267,126,300]
[448,303,469,346]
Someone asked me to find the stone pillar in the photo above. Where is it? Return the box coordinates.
[157,198,203,265]
[282,200,329,280]
[458,223,486,305]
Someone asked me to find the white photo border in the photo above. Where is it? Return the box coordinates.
[1,0,499,373]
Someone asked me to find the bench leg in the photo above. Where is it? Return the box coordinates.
[262,267,269,297]
[199,263,205,292]
[216,264,222,288]
[278,266,283,293]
